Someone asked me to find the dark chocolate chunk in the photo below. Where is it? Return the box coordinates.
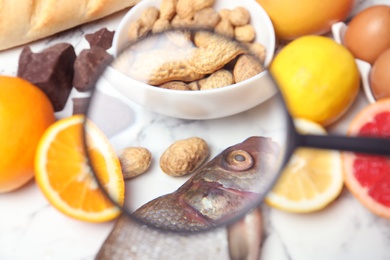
[17,43,76,112]
[72,97,91,115]
[73,47,113,92]
[85,28,115,50]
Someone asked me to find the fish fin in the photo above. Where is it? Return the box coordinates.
[227,207,263,260]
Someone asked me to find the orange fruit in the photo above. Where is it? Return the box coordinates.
[256,0,354,41]
[343,99,390,219]
[0,76,55,193]
[35,115,125,222]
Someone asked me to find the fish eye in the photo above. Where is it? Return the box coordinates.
[223,150,254,171]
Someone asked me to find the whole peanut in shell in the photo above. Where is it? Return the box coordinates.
[233,54,264,83]
[199,69,234,90]
[160,137,209,177]
[118,147,152,179]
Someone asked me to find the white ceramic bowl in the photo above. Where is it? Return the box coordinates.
[104,0,276,120]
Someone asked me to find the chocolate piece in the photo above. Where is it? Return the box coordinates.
[85,28,115,50]
[17,43,76,111]
[72,97,91,115]
[73,47,113,92]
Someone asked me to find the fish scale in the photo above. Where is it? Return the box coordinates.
[134,193,211,231]
[96,215,231,260]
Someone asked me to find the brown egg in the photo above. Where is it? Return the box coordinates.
[344,5,390,64]
[370,48,390,100]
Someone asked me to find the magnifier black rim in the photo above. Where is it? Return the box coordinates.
[82,28,297,234]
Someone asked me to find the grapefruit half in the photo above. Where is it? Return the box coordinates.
[343,98,390,218]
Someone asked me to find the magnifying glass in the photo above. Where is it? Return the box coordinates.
[84,28,390,234]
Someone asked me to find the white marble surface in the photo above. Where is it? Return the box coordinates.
[1,1,390,259]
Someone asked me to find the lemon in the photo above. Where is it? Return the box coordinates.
[265,118,344,213]
[270,35,360,126]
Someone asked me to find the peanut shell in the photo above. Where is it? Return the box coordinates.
[199,69,234,90]
[160,137,209,177]
[233,54,264,83]
[118,147,152,179]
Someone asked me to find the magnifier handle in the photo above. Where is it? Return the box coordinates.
[298,134,390,156]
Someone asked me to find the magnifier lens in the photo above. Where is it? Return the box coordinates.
[85,29,291,232]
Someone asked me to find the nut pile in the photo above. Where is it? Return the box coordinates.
[114,0,266,90]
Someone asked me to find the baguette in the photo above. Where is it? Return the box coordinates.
[0,0,140,51]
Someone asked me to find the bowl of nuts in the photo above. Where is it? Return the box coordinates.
[103,0,276,120]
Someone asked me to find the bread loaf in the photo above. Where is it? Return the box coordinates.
[0,0,139,51]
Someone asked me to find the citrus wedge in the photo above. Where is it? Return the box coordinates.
[35,115,124,222]
[343,99,390,219]
[265,118,344,213]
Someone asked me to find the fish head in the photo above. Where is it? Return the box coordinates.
[180,136,281,225]
[202,136,280,193]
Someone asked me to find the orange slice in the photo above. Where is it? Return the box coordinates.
[35,115,124,222]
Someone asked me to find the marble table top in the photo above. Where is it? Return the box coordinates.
[1,1,390,259]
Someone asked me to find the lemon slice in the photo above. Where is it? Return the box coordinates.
[265,118,343,213]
